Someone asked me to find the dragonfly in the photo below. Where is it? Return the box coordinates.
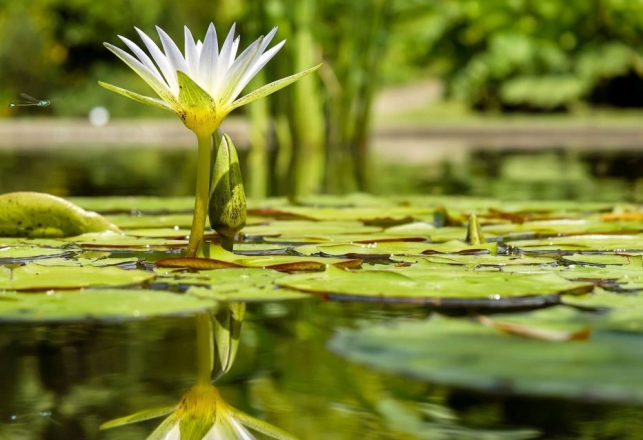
[9,93,52,108]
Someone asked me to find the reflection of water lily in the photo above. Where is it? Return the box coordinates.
[100,23,319,255]
[101,383,296,440]
[102,308,296,439]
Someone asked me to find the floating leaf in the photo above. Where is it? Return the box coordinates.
[505,235,643,255]
[0,263,154,291]
[277,266,592,307]
[330,315,643,403]
[0,246,74,263]
[0,289,214,322]
[157,244,361,272]
[294,241,496,258]
[157,268,307,302]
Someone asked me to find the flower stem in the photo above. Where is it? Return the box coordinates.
[195,312,213,385]
[187,133,212,257]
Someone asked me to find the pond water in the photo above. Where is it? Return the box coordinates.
[3,301,643,440]
[0,146,642,439]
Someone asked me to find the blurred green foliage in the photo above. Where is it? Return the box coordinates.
[387,0,643,110]
[3,0,643,115]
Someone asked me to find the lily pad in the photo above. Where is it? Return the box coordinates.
[64,232,187,250]
[157,245,361,272]
[564,291,643,333]
[157,268,308,302]
[330,316,643,403]
[276,266,592,307]
[0,289,213,322]
[106,214,195,229]
[505,235,643,255]
[0,263,154,291]
[241,220,382,238]
[70,196,193,213]
[294,241,496,258]
[0,246,74,263]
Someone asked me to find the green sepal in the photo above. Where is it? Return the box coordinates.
[177,71,215,108]
[230,64,322,111]
[176,71,221,135]
[98,81,172,111]
[99,405,177,430]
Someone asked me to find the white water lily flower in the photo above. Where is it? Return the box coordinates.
[100,23,318,136]
[100,23,319,256]
[100,384,297,440]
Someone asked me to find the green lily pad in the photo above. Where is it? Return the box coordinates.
[0,263,154,291]
[64,232,187,249]
[158,245,362,272]
[485,219,643,239]
[411,254,556,267]
[0,246,73,263]
[106,214,195,229]
[242,220,382,238]
[294,240,496,258]
[564,290,643,333]
[276,266,592,306]
[0,289,213,322]
[330,315,643,403]
[157,268,308,302]
[70,196,193,213]
[506,235,643,255]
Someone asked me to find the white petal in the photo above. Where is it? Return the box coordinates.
[104,42,175,101]
[230,40,286,101]
[135,27,178,94]
[215,23,238,87]
[118,35,164,83]
[156,25,188,73]
[219,38,265,103]
[184,26,199,77]
[199,23,219,92]
[159,423,181,440]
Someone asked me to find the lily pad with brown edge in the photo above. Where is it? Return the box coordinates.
[0,263,154,291]
[294,240,496,259]
[106,214,195,229]
[156,268,308,302]
[241,220,382,239]
[247,205,433,225]
[400,254,557,268]
[329,315,643,403]
[275,265,592,309]
[563,290,643,333]
[0,289,214,322]
[0,246,75,263]
[70,196,193,214]
[156,247,361,272]
[30,255,140,268]
[504,234,643,255]
[64,232,187,250]
[484,218,643,240]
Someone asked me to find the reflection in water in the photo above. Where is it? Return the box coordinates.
[101,304,296,439]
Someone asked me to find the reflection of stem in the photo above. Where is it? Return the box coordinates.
[195,312,213,385]
[187,133,213,257]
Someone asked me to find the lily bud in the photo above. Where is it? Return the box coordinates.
[209,134,246,250]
